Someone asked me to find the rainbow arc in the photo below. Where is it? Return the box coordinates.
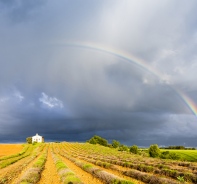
[59,41,197,116]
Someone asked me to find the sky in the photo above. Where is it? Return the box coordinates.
[0,0,197,147]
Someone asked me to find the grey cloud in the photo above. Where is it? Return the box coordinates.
[0,0,46,23]
[0,1,197,146]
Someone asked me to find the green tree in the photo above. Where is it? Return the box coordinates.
[87,135,108,146]
[26,137,32,144]
[148,144,161,158]
[130,145,138,154]
[89,138,97,144]
[112,140,120,148]
[118,144,129,151]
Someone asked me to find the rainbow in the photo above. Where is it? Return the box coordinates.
[59,41,197,116]
[63,41,163,78]
[175,88,197,116]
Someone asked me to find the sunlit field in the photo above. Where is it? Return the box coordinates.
[0,143,197,184]
[0,144,23,158]
[161,149,197,162]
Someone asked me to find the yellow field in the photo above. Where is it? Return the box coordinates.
[0,144,23,158]
[0,143,197,184]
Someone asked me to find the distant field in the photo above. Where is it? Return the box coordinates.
[1,143,197,184]
[161,149,197,162]
[141,148,197,162]
[0,144,23,157]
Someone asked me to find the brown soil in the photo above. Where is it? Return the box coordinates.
[0,144,23,158]
[38,148,61,184]
[59,154,104,184]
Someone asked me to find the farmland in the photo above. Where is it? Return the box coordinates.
[0,143,197,184]
[0,144,23,158]
[160,149,197,162]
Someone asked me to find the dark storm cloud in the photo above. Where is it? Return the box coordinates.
[0,0,197,146]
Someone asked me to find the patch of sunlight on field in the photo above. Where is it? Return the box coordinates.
[161,149,197,162]
[0,144,23,157]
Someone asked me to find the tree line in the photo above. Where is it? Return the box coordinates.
[160,145,196,150]
[86,135,193,160]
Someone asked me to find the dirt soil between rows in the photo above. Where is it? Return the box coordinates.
[38,148,61,184]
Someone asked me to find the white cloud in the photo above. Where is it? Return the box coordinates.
[39,92,64,109]
[13,91,24,102]
[0,90,24,105]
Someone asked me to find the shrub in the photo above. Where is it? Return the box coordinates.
[148,144,160,158]
[160,151,180,160]
[118,145,129,152]
[112,140,121,148]
[103,162,111,168]
[160,151,170,159]
[177,176,184,183]
[169,152,180,160]
[144,166,154,173]
[123,162,130,167]
[183,172,197,182]
[26,137,32,144]
[130,145,138,154]
[87,135,108,146]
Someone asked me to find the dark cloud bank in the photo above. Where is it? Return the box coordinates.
[0,0,197,147]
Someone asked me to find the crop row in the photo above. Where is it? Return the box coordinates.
[53,146,135,184]
[0,146,35,169]
[80,152,197,183]
[0,145,29,162]
[17,147,48,184]
[78,143,197,167]
[0,144,46,184]
[51,149,83,184]
[0,143,47,170]
[63,143,197,172]
[53,144,124,183]
[60,143,197,184]
[59,146,180,184]
[74,149,197,183]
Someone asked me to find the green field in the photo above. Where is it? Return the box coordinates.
[161,149,197,162]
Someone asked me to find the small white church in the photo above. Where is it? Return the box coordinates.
[32,133,44,143]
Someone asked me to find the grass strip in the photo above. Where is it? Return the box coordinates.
[51,151,83,184]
